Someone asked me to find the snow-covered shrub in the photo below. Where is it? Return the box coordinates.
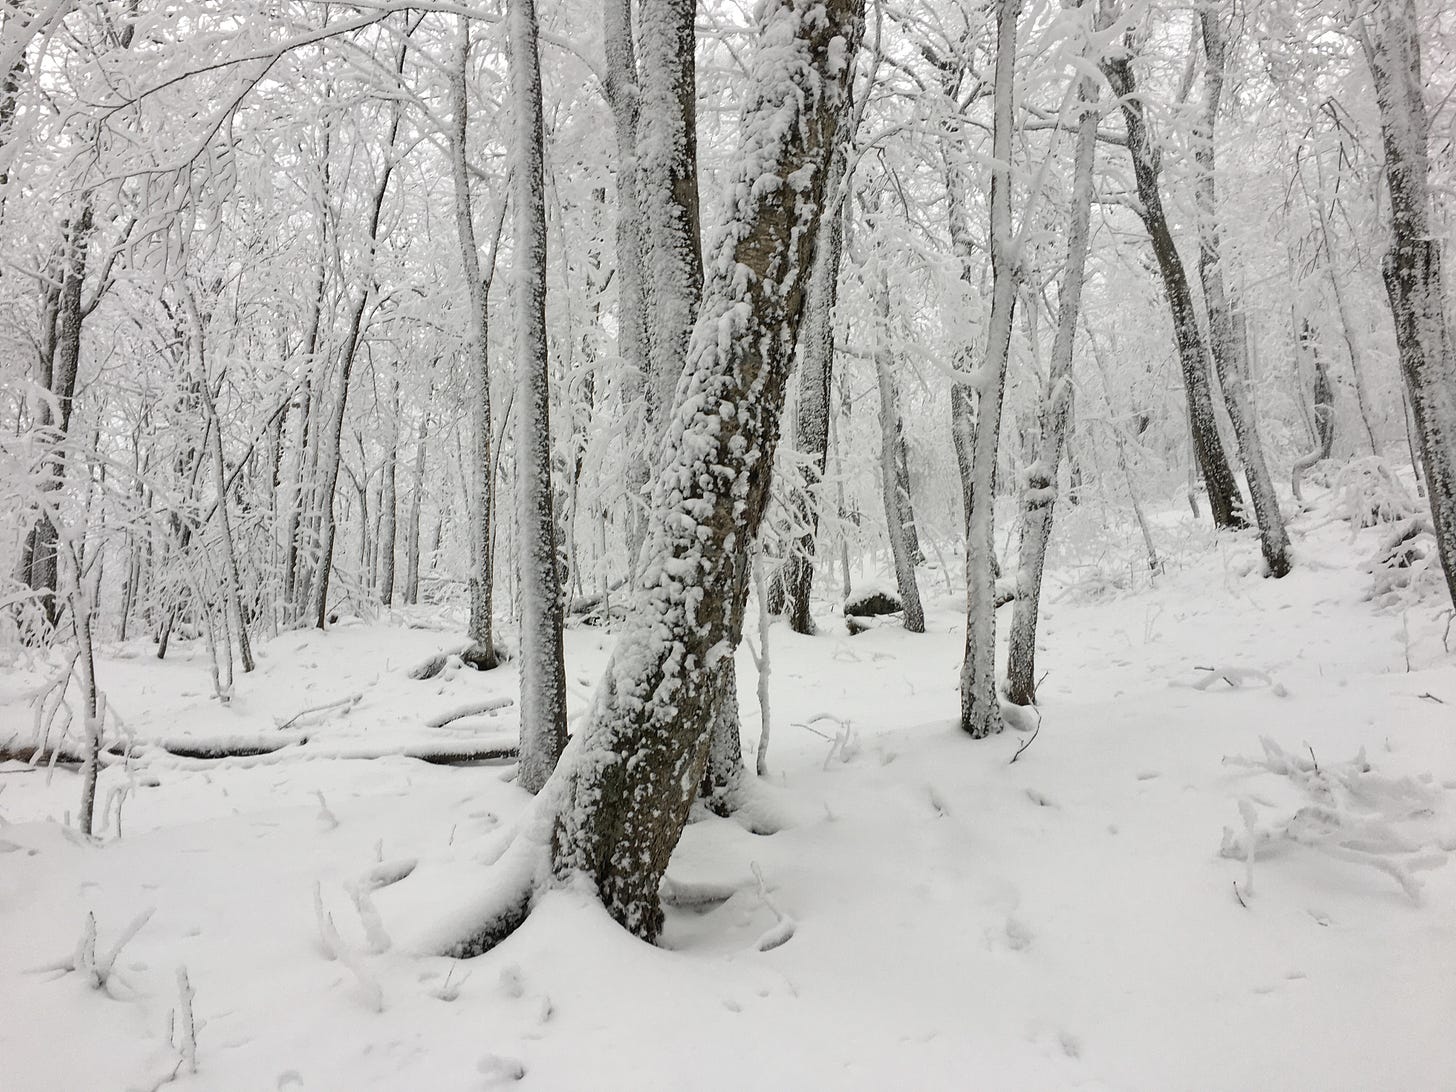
[1364,516,1444,610]
[1221,737,1448,904]
[1332,457,1419,530]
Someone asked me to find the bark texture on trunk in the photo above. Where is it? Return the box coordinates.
[1291,321,1335,500]
[1196,9,1291,577]
[1362,0,1456,609]
[1102,37,1246,531]
[872,265,925,634]
[450,19,503,670]
[780,143,848,636]
[510,0,569,793]
[496,0,863,949]
[960,0,1020,740]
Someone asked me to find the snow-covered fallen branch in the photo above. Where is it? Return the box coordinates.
[1220,737,1449,904]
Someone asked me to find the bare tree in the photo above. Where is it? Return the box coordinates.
[434,0,865,955]
[1358,0,1456,609]
[1006,6,1099,707]
[960,0,1020,740]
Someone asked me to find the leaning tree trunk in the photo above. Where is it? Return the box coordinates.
[433,0,865,956]
[403,395,428,605]
[1006,26,1098,708]
[378,374,400,606]
[510,0,568,794]
[1361,0,1456,610]
[450,19,505,669]
[1197,8,1291,576]
[960,0,1020,740]
[1102,32,1246,531]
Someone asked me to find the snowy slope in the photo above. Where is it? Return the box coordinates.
[2,491,1453,1091]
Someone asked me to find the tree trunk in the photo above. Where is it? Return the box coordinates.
[403,396,428,606]
[510,0,569,793]
[872,266,925,634]
[450,19,505,670]
[960,0,1020,740]
[308,24,410,630]
[1102,33,1246,531]
[1361,0,1456,610]
[780,142,848,635]
[1196,8,1291,577]
[636,0,703,419]
[1006,24,1098,707]
[1291,320,1335,500]
[433,0,864,957]
[602,0,653,584]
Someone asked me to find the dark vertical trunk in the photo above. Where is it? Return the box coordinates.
[1101,40,1246,531]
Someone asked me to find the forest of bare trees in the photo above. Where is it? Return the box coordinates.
[1,0,1453,1085]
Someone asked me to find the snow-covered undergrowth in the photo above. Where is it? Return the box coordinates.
[2,487,1454,1091]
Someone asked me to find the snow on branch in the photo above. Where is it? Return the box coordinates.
[1220,737,1450,904]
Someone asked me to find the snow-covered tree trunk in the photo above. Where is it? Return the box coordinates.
[635,0,703,419]
[1102,33,1246,531]
[872,265,925,634]
[1196,9,1291,577]
[510,0,568,793]
[780,143,848,635]
[17,203,90,633]
[1291,320,1335,500]
[960,0,1020,740]
[403,395,428,605]
[378,376,399,606]
[450,20,502,669]
[307,24,408,631]
[437,0,864,955]
[1006,36,1098,708]
[602,0,653,584]
[1361,0,1456,610]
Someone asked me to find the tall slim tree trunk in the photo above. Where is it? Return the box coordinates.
[1006,24,1098,707]
[404,394,429,606]
[1291,320,1335,500]
[450,19,504,669]
[872,265,924,634]
[602,0,652,583]
[510,0,568,793]
[960,0,1020,740]
[20,204,91,632]
[1360,0,1456,610]
[309,24,410,630]
[780,142,848,635]
[1197,9,1291,577]
[1102,31,1246,530]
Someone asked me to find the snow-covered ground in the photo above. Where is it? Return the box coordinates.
[3,490,1454,1091]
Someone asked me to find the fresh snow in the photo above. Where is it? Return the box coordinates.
[2,487,1454,1091]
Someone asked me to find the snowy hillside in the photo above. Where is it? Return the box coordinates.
[3,490,1453,1092]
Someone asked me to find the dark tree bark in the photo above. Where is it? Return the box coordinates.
[434,0,865,956]
[1101,33,1246,531]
